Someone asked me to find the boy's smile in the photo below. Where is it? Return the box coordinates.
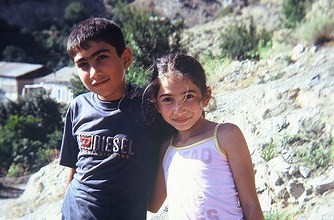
[73,41,132,101]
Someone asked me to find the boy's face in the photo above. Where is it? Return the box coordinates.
[73,41,132,101]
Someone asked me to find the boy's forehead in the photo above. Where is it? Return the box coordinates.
[73,41,117,62]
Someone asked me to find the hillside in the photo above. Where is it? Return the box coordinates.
[1,0,334,219]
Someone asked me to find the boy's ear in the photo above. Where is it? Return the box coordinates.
[122,47,133,69]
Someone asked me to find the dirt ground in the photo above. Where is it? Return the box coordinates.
[0,176,30,199]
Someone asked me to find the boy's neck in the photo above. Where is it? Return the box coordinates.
[97,83,128,101]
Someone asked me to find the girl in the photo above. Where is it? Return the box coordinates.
[147,53,264,219]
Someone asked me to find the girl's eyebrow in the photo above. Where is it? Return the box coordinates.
[158,89,197,99]
[75,49,111,64]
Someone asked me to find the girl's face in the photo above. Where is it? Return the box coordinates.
[73,41,132,101]
[156,75,210,131]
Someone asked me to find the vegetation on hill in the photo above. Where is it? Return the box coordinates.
[0,0,334,219]
[1,0,334,184]
[0,89,65,177]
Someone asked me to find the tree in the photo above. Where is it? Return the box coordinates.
[16,89,64,134]
[282,0,306,28]
[112,0,185,85]
[64,2,90,26]
[2,45,28,62]
[0,89,65,176]
[69,74,89,98]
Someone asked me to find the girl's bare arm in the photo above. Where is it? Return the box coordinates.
[148,139,169,213]
[218,123,264,220]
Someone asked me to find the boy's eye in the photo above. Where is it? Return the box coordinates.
[77,62,89,69]
[97,54,108,61]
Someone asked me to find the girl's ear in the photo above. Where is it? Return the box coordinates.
[202,87,212,107]
[155,102,161,113]
[121,47,133,69]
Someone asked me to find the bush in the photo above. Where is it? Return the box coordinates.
[264,211,293,220]
[296,16,334,46]
[282,0,307,28]
[219,18,272,61]
[112,0,184,86]
[69,74,89,97]
[0,90,65,176]
[295,142,333,169]
[261,139,277,162]
[64,2,90,26]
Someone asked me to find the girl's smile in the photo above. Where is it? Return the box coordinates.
[157,76,207,131]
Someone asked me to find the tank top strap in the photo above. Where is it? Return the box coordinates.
[213,123,228,158]
[169,135,174,147]
[213,123,220,138]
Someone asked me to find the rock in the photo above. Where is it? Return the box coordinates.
[287,179,305,200]
[1,159,66,219]
[299,166,311,178]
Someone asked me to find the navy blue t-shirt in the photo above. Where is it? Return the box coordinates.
[59,85,166,219]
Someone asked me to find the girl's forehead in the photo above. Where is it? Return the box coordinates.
[160,75,190,86]
[158,75,200,94]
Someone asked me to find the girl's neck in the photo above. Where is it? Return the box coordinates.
[173,119,216,146]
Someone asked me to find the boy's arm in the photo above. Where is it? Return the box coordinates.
[65,167,76,189]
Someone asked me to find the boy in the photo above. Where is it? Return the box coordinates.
[59,17,170,219]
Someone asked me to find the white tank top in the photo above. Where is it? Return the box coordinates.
[163,124,244,220]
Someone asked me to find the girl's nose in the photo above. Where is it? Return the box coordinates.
[173,101,185,115]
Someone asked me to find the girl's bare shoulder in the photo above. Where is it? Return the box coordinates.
[217,122,247,152]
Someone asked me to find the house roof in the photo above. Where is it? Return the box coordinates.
[34,66,77,83]
[0,61,45,78]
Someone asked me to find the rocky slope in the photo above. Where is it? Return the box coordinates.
[1,0,333,219]
[1,42,333,220]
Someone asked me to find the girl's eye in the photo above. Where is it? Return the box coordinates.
[185,94,194,100]
[161,97,173,103]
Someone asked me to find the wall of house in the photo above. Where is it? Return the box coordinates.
[0,77,18,101]
[42,83,73,104]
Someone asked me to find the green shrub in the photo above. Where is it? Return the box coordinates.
[69,74,89,97]
[261,139,277,162]
[218,4,234,18]
[201,56,231,86]
[264,211,293,220]
[283,133,333,169]
[126,65,151,87]
[282,0,306,28]
[7,163,24,177]
[0,90,65,176]
[295,142,333,169]
[112,0,184,86]
[64,2,89,26]
[219,18,272,61]
[296,16,334,46]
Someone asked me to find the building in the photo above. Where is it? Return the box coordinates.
[31,66,76,104]
[0,61,47,101]
[0,62,76,104]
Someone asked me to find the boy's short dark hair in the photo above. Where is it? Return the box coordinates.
[67,18,126,60]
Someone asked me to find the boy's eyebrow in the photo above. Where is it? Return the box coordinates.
[75,49,111,63]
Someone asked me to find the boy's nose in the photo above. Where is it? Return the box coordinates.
[89,66,101,79]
